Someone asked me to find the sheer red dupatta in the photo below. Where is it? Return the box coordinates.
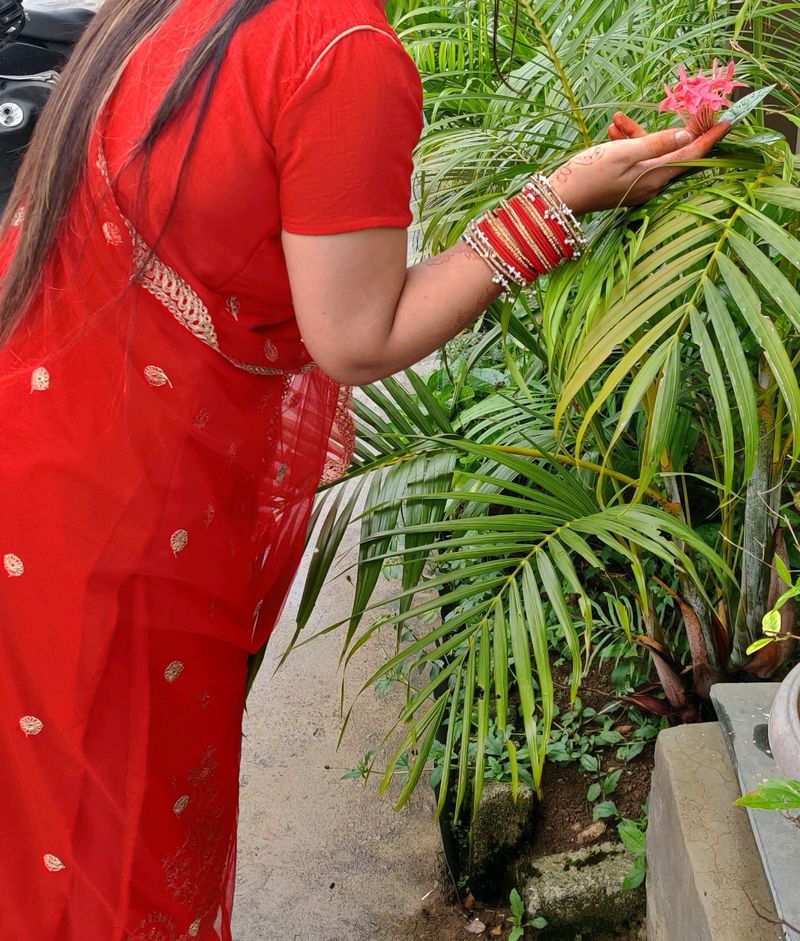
[0,121,354,938]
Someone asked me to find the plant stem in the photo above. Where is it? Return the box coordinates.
[518,0,591,146]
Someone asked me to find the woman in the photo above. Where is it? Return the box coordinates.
[0,0,725,935]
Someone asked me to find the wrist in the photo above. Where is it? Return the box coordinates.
[546,173,586,219]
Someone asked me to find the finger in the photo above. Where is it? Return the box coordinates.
[628,126,694,161]
[645,121,731,174]
[608,123,626,141]
[613,112,647,139]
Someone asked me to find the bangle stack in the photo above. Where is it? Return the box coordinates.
[462,173,587,292]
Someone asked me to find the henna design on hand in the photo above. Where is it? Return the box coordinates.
[422,241,483,268]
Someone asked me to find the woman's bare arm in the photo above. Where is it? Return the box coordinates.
[284,123,728,385]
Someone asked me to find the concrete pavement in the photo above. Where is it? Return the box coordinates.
[233,484,443,941]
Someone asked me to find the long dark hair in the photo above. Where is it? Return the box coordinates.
[0,0,274,344]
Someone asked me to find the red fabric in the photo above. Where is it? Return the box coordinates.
[0,0,422,937]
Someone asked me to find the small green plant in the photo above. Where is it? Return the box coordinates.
[736,777,800,814]
[342,749,378,781]
[617,817,648,890]
[581,752,621,821]
[508,888,547,939]
[746,555,800,656]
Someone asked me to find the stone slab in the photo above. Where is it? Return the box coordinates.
[711,682,800,941]
[524,841,644,934]
[647,723,782,941]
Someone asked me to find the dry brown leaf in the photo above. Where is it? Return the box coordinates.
[465,919,486,934]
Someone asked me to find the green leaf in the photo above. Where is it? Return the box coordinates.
[729,226,800,334]
[746,637,775,654]
[580,753,599,773]
[775,555,793,588]
[509,888,524,919]
[703,279,759,478]
[587,782,602,802]
[593,801,617,820]
[603,768,623,795]
[689,307,735,495]
[717,251,800,462]
[762,609,782,636]
[622,858,647,891]
[718,85,775,125]
[618,818,646,857]
[736,778,800,811]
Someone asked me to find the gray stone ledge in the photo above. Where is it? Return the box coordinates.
[647,723,782,941]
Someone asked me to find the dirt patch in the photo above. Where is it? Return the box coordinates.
[529,748,654,859]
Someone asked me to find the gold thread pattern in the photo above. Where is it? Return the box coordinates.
[4,553,24,577]
[170,530,189,555]
[164,660,185,683]
[43,854,65,872]
[30,367,50,392]
[19,716,44,736]
[144,366,172,388]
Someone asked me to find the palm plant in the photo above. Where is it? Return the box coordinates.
[284,0,800,822]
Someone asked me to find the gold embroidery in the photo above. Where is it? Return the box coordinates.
[275,463,288,484]
[30,367,49,392]
[102,221,123,246]
[170,530,189,555]
[19,716,43,736]
[321,385,356,484]
[193,408,210,429]
[187,918,202,938]
[3,553,23,577]
[163,746,230,919]
[225,296,239,321]
[223,354,316,378]
[43,854,65,872]
[130,227,220,351]
[173,795,190,817]
[144,366,173,388]
[96,143,317,378]
[197,692,211,710]
[164,660,185,683]
[130,911,178,941]
[203,503,215,528]
[263,339,278,362]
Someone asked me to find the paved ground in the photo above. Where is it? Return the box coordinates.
[233,481,443,941]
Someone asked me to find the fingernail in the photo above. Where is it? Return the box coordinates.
[676,130,692,144]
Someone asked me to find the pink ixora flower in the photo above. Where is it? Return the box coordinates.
[659,59,746,135]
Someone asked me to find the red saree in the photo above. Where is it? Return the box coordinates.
[0,0,422,936]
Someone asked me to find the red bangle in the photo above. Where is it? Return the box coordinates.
[493,208,547,277]
[505,199,561,270]
[479,217,538,281]
[520,191,574,262]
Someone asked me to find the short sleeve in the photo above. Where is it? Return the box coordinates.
[273,27,423,235]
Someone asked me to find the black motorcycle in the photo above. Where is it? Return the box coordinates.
[0,0,93,209]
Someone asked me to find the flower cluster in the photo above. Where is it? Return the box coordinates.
[659,59,745,134]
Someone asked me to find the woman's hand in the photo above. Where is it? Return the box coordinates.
[549,115,729,216]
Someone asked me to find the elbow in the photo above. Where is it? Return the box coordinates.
[306,347,390,387]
